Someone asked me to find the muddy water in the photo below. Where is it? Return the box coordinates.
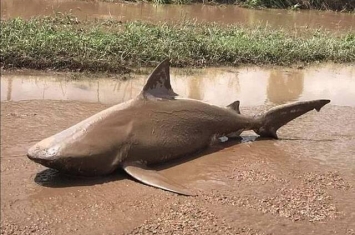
[2,63,355,107]
[1,64,355,234]
[1,0,355,33]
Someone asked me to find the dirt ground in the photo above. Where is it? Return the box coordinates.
[1,100,355,235]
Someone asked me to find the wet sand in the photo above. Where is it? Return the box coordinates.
[1,99,355,234]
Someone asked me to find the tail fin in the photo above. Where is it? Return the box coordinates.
[254,99,330,139]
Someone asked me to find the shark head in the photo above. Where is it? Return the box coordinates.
[27,129,122,176]
[26,101,134,176]
[27,59,175,176]
[27,132,71,171]
[27,137,69,172]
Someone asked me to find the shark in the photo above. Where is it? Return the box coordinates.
[27,59,330,195]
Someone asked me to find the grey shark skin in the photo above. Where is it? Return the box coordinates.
[27,59,330,195]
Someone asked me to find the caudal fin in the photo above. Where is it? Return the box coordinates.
[253,99,330,139]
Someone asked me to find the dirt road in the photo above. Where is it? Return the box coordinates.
[1,100,355,234]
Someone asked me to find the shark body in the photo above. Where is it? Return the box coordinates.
[28,60,330,195]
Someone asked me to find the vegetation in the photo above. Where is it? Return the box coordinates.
[236,0,355,11]
[99,0,355,11]
[1,16,354,73]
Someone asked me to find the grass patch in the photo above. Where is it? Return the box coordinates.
[1,16,354,73]
[237,0,355,11]
[91,0,355,11]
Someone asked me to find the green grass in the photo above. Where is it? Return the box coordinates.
[1,16,354,73]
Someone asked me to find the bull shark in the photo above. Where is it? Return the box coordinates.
[27,59,330,195]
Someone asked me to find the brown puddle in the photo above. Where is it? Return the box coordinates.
[1,64,355,235]
[1,0,355,33]
[2,63,355,107]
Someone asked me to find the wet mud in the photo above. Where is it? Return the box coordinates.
[1,0,355,33]
[1,67,355,234]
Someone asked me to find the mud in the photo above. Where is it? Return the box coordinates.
[1,67,355,234]
[1,0,355,33]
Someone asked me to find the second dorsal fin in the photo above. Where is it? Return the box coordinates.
[227,100,241,114]
[139,59,178,100]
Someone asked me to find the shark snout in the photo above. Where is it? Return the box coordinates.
[27,141,60,162]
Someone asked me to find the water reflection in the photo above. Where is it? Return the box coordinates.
[1,0,354,33]
[187,77,203,100]
[267,70,304,105]
[1,64,354,107]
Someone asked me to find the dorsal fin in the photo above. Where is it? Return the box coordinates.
[227,100,241,114]
[139,59,178,100]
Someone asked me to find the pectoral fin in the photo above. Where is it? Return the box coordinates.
[122,161,194,196]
